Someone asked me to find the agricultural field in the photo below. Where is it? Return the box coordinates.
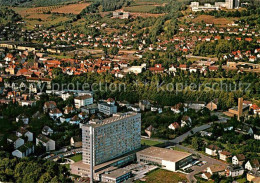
[51,2,90,14]
[135,169,188,183]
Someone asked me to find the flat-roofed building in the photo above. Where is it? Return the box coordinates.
[136,147,192,172]
[101,168,131,183]
[74,94,93,109]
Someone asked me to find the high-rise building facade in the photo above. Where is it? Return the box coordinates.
[226,0,234,9]
[82,112,141,166]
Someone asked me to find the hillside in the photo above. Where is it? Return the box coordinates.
[0,0,81,6]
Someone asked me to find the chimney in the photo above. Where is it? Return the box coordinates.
[238,97,243,120]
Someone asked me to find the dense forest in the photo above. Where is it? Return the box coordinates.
[0,153,70,182]
[0,7,22,25]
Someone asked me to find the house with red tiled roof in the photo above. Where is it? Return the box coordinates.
[168,122,180,130]
[149,64,164,73]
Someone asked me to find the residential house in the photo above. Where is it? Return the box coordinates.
[70,136,82,148]
[42,126,53,136]
[207,164,226,176]
[145,125,155,138]
[254,131,260,140]
[232,154,246,165]
[181,116,192,127]
[16,114,29,124]
[43,101,57,113]
[49,108,62,119]
[171,103,185,114]
[219,151,232,161]
[36,134,55,151]
[206,99,218,111]
[247,170,260,182]
[139,100,151,111]
[74,95,93,109]
[64,106,75,114]
[70,115,81,125]
[236,125,254,136]
[12,142,34,158]
[201,172,212,180]
[200,131,213,137]
[184,101,206,110]
[130,105,140,112]
[7,135,24,149]
[205,145,221,156]
[225,165,244,177]
[168,122,180,130]
[16,127,33,142]
[245,159,260,171]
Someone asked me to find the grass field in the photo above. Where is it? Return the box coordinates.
[68,154,82,162]
[124,5,156,13]
[192,15,238,26]
[135,169,187,183]
[141,139,163,146]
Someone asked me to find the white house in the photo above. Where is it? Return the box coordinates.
[36,134,55,151]
[42,126,53,136]
[74,95,93,108]
[219,151,232,161]
[130,106,141,112]
[232,154,246,165]
[7,136,24,149]
[16,114,29,125]
[226,165,244,177]
[181,116,192,127]
[254,132,260,140]
[16,127,33,142]
[12,142,34,158]
[205,145,220,156]
[168,122,180,130]
[245,160,260,171]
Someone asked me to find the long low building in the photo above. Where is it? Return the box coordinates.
[136,147,192,172]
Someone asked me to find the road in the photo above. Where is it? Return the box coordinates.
[144,112,228,144]
[44,148,82,161]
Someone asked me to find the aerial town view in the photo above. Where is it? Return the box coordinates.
[0,0,259,182]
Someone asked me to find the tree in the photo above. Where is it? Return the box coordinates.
[110,47,119,55]
[191,136,199,150]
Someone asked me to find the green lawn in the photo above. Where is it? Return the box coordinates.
[124,5,156,12]
[141,139,163,146]
[135,169,187,183]
[172,146,189,152]
[64,164,70,169]
[68,154,82,162]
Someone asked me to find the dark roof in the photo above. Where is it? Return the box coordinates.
[37,134,51,143]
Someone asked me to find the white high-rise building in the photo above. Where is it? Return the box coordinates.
[226,0,234,9]
[82,112,141,166]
